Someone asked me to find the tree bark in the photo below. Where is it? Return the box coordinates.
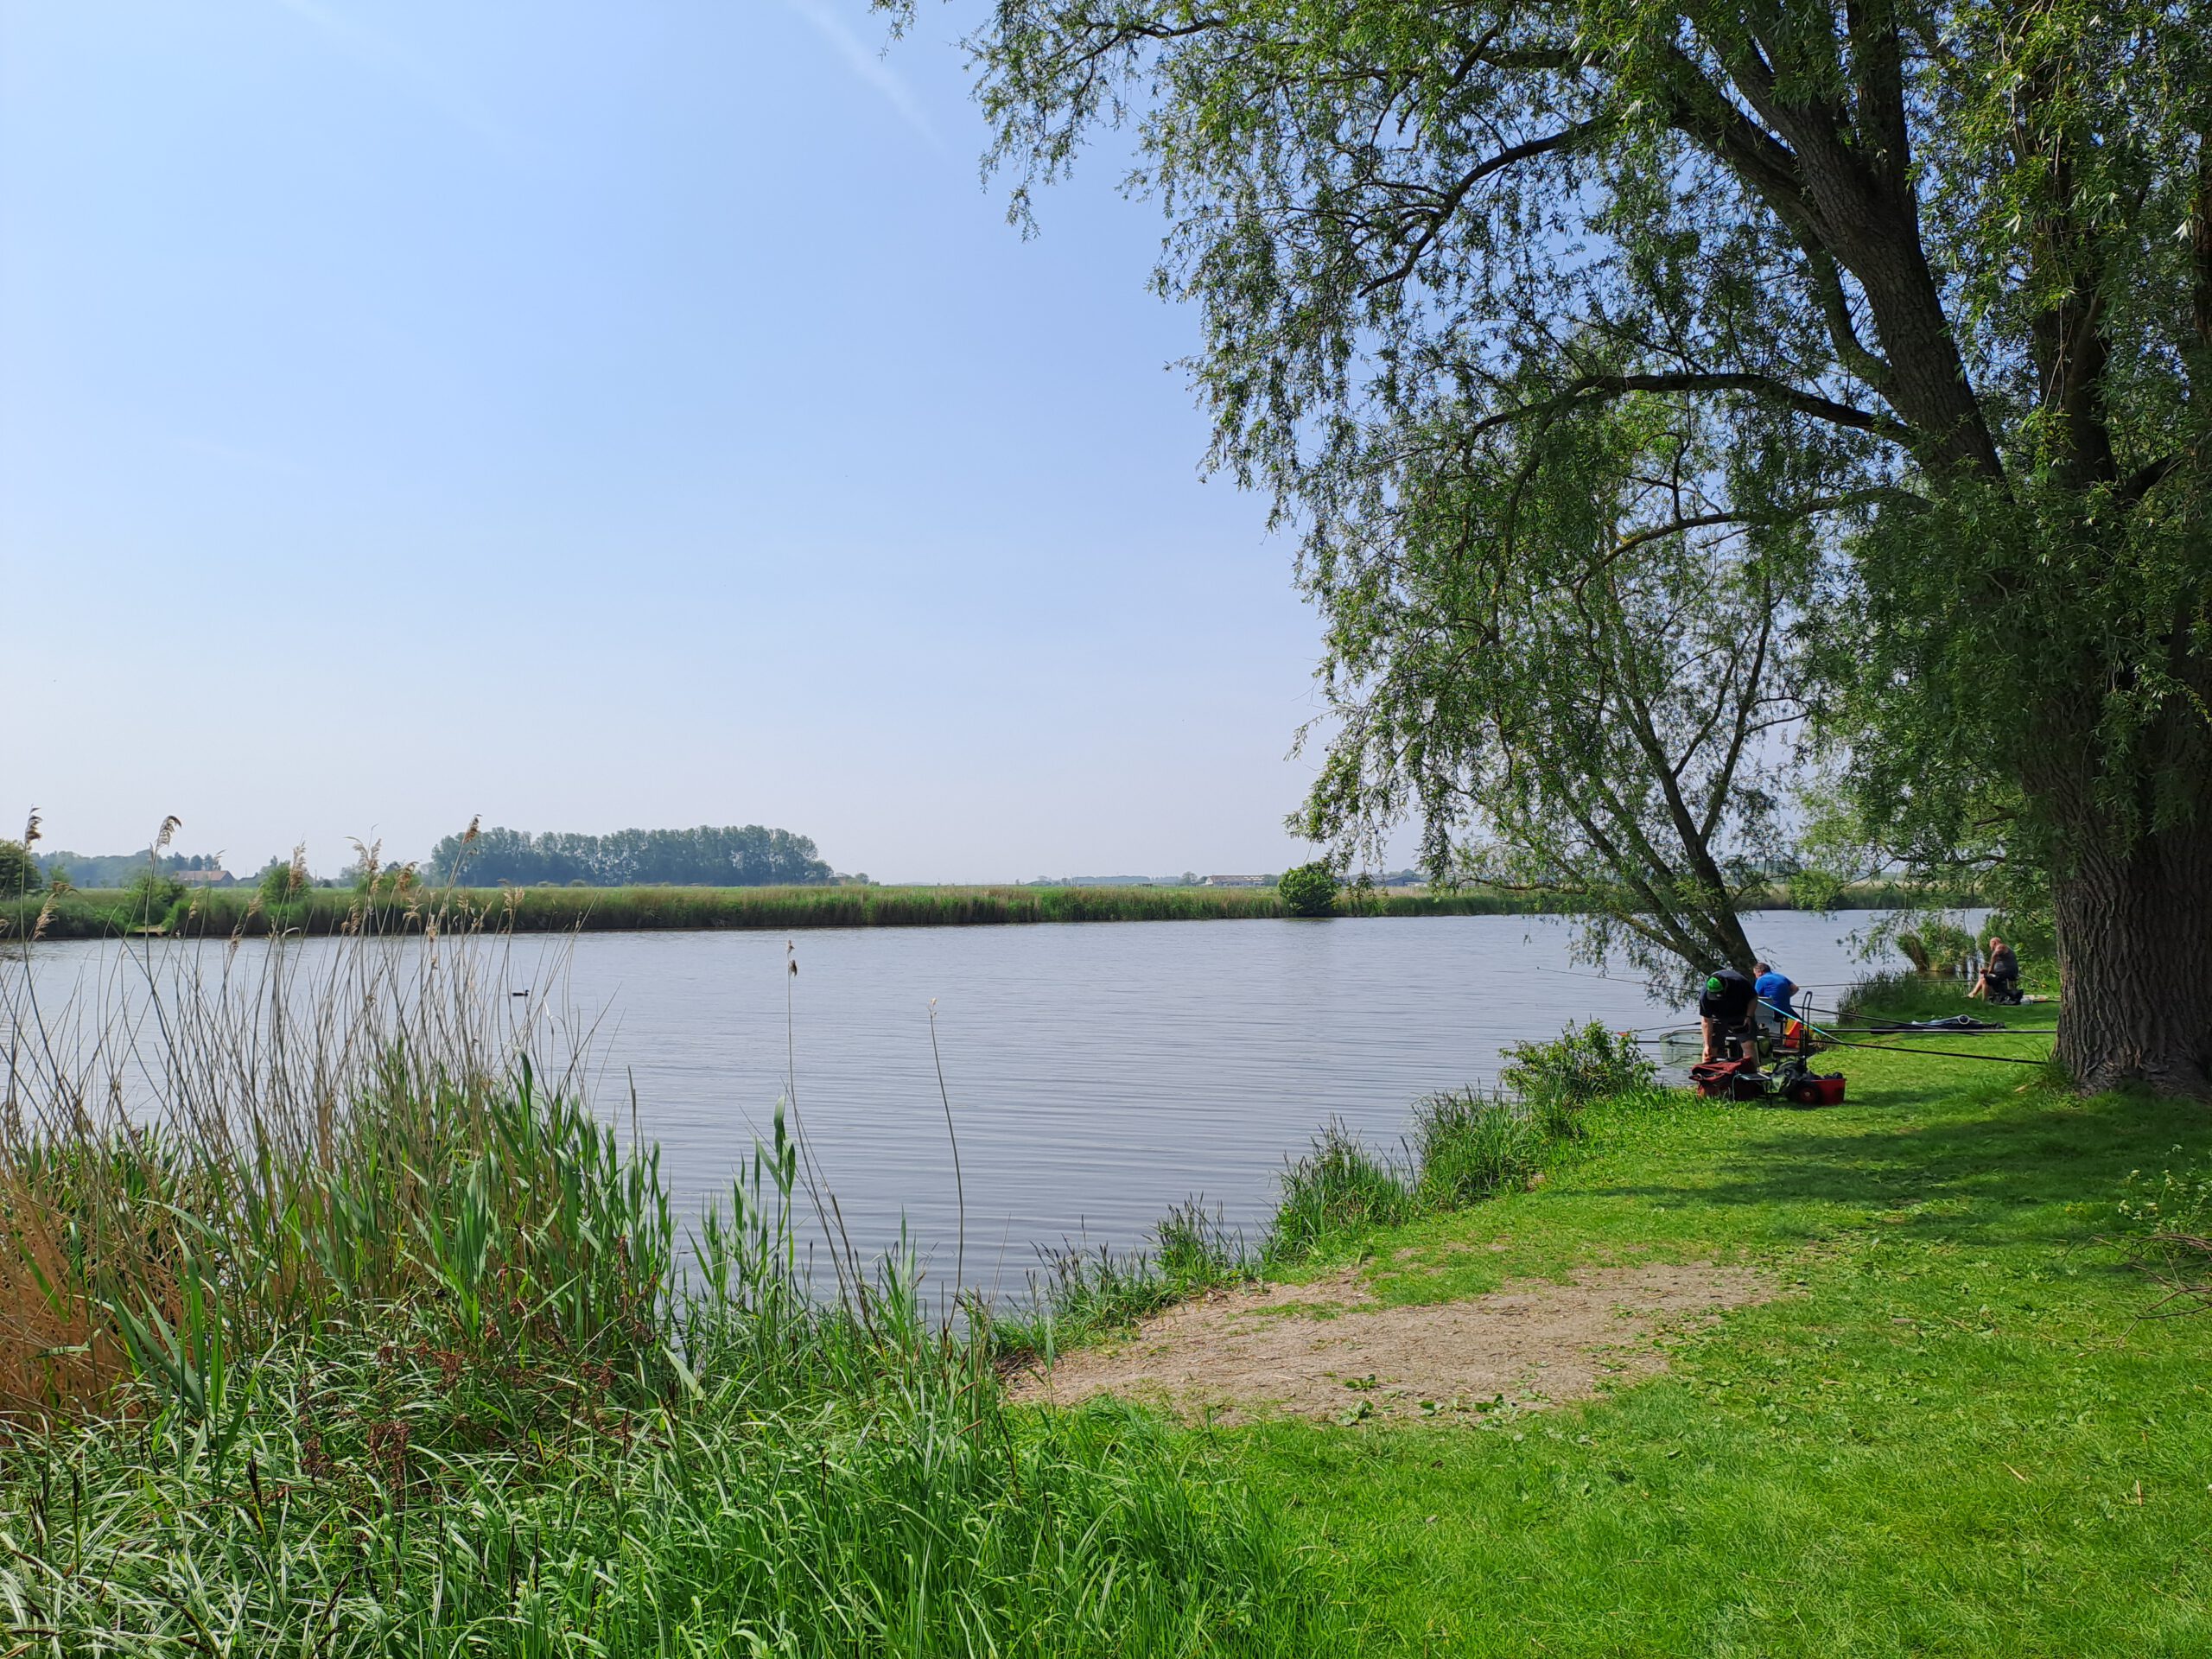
[2050,805,2212,1098]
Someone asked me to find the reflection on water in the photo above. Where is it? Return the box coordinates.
[10,913,1891,1292]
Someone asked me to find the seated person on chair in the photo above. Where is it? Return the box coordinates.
[1699,966,1759,1067]
[1971,937,2021,1004]
[1751,960,1798,1048]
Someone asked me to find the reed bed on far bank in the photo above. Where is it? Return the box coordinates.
[9,881,1553,938]
[10,878,1953,942]
[0,917,1344,1655]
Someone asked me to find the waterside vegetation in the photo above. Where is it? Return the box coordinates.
[0,924,1342,1654]
[1015,983,2212,1653]
[5,877,1947,940]
[1003,1022,1658,1361]
[4,905,2206,1649]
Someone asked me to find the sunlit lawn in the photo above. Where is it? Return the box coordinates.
[1213,994,2212,1655]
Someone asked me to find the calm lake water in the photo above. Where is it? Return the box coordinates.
[9,912,1893,1295]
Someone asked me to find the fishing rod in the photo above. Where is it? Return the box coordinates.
[1818,1024,2057,1036]
[1688,996,2060,1067]
[1785,999,2055,1066]
[1802,1034,2053,1065]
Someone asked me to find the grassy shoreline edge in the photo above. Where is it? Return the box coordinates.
[1066,980,2212,1655]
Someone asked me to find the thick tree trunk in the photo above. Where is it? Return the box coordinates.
[2051,812,2212,1096]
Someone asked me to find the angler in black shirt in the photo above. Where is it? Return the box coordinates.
[1699,966,1759,1065]
[1971,937,2022,1005]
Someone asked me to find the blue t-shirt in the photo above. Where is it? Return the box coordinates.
[1753,971,1795,1009]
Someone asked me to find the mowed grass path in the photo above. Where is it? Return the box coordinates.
[1212,1001,2212,1655]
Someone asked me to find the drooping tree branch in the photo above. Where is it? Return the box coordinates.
[1357,118,1615,295]
[1465,372,1914,446]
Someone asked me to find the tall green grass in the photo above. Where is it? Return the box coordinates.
[1268,1120,1422,1258]
[1410,1090,1550,1210]
[0,921,1344,1653]
[999,1201,1260,1362]
[0,893,570,1411]
[0,1117,1335,1653]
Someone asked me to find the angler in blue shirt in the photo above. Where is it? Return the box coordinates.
[1751,961,1798,1045]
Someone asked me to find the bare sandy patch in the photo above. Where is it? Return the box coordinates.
[1013,1262,1768,1424]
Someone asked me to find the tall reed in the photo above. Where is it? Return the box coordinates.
[0,881,618,1414]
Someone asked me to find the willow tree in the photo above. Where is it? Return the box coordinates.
[928,0,2212,1091]
[1297,391,1821,995]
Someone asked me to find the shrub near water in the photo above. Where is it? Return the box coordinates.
[1497,1020,1660,1135]
[1896,918,1978,976]
[1275,863,1339,918]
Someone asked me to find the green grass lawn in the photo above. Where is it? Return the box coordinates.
[1196,993,2212,1656]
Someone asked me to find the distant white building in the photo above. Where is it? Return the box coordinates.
[1203,874,1273,888]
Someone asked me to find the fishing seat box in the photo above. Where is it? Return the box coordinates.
[1688,1058,1770,1101]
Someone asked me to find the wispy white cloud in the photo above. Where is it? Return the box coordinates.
[270,0,518,154]
[781,0,943,150]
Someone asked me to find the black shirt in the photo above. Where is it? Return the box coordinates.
[1987,945,2018,982]
[1699,967,1755,1022]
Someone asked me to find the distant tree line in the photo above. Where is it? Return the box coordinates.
[425,824,835,887]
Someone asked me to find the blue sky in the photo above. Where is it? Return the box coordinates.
[2,0,1364,882]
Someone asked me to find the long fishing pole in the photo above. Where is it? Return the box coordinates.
[1850,1028,2056,1036]
[1819,1024,2057,1035]
[1785,997,2055,1066]
[1805,1035,2053,1065]
[1637,1023,2059,1042]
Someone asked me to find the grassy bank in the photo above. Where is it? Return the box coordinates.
[0,929,1344,1654]
[0,1109,1333,1652]
[6,880,1936,940]
[1116,987,2212,1654]
[10,918,2180,1652]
